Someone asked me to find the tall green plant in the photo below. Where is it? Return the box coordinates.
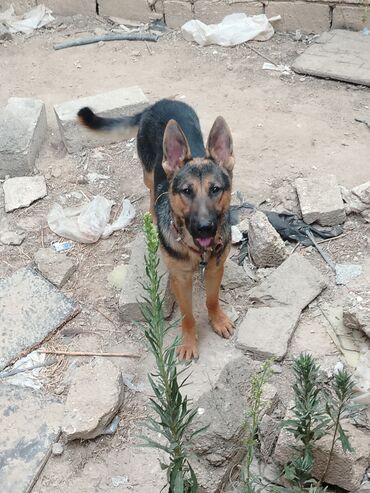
[139,213,200,492]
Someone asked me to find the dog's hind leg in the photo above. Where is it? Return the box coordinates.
[143,170,156,223]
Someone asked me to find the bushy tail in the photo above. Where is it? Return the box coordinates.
[77,107,142,138]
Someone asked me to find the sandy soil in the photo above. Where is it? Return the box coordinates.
[1,14,369,493]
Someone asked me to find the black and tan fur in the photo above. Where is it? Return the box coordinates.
[78,99,235,360]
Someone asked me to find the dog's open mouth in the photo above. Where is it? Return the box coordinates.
[195,237,214,249]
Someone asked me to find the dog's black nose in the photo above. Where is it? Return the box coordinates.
[195,220,215,237]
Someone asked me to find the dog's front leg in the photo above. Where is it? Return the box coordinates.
[205,255,234,339]
[170,270,198,361]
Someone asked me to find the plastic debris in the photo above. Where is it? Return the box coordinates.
[102,415,120,435]
[47,196,135,244]
[262,62,291,73]
[122,374,145,393]
[0,4,54,34]
[0,350,55,390]
[52,241,74,253]
[112,476,129,487]
[181,13,277,47]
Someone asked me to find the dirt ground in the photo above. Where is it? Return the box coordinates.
[1,14,370,493]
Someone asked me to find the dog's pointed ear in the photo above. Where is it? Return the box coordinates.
[162,120,191,177]
[207,116,234,172]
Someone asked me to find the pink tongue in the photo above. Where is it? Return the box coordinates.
[197,237,213,248]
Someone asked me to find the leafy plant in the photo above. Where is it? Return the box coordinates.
[139,213,201,492]
[238,359,273,493]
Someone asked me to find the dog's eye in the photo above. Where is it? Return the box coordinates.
[181,187,192,196]
[210,185,221,195]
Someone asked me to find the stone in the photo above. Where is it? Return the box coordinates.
[43,0,96,15]
[3,176,47,212]
[0,217,26,245]
[295,174,345,226]
[0,97,47,178]
[34,248,77,288]
[0,24,12,41]
[333,5,370,31]
[119,233,174,321]
[261,383,279,415]
[248,253,327,312]
[54,86,148,153]
[0,267,79,371]
[51,442,64,456]
[221,258,254,290]
[99,0,150,21]
[265,2,330,33]
[353,350,370,396]
[194,0,263,24]
[164,0,193,28]
[248,210,287,268]
[62,357,124,441]
[274,406,370,490]
[236,305,301,360]
[292,30,370,87]
[0,385,63,493]
[343,291,370,338]
[258,414,280,459]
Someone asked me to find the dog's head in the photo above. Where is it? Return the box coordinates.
[163,116,234,250]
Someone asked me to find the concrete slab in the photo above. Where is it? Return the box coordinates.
[0,268,79,371]
[0,385,63,493]
[3,176,47,212]
[54,86,148,153]
[292,30,370,86]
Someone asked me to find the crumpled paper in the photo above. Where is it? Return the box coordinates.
[0,4,54,34]
[181,13,276,47]
[47,196,135,244]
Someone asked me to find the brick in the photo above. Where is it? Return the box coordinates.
[248,210,287,268]
[194,0,263,24]
[265,2,330,33]
[54,86,148,153]
[42,0,96,15]
[99,0,151,21]
[0,97,47,179]
[296,174,345,226]
[34,248,77,288]
[164,0,193,28]
[119,233,174,322]
[236,305,301,360]
[333,5,370,31]
[3,176,47,212]
[248,253,327,312]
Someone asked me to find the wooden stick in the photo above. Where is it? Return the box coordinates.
[38,349,140,358]
[53,32,159,50]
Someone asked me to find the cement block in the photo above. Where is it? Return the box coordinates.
[3,176,47,212]
[164,0,193,28]
[296,174,346,226]
[333,5,370,31]
[119,233,174,322]
[194,0,263,24]
[0,97,47,179]
[248,253,327,312]
[236,305,301,360]
[43,0,96,15]
[0,267,79,371]
[0,385,63,493]
[99,0,151,21]
[54,86,148,153]
[265,2,330,33]
[34,248,77,288]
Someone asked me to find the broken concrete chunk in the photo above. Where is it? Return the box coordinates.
[296,174,345,226]
[221,258,254,290]
[34,248,77,288]
[249,253,327,311]
[0,216,26,245]
[0,385,63,493]
[343,291,370,338]
[248,210,287,268]
[258,414,280,460]
[274,405,369,490]
[236,305,301,361]
[62,357,124,441]
[119,233,174,322]
[3,176,47,212]
[0,267,79,371]
[0,97,47,179]
[54,87,148,153]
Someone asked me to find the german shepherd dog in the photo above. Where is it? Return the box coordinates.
[78,99,235,360]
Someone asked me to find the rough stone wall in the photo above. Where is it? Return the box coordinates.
[3,0,370,33]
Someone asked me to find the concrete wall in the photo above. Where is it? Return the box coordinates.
[3,0,370,33]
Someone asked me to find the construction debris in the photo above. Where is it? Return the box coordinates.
[34,248,77,288]
[343,290,370,338]
[248,210,287,267]
[3,175,47,212]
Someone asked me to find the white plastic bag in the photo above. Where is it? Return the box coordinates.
[47,195,135,244]
[181,13,274,47]
[0,4,54,34]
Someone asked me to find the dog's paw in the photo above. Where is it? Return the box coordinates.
[177,340,199,361]
[209,309,234,339]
